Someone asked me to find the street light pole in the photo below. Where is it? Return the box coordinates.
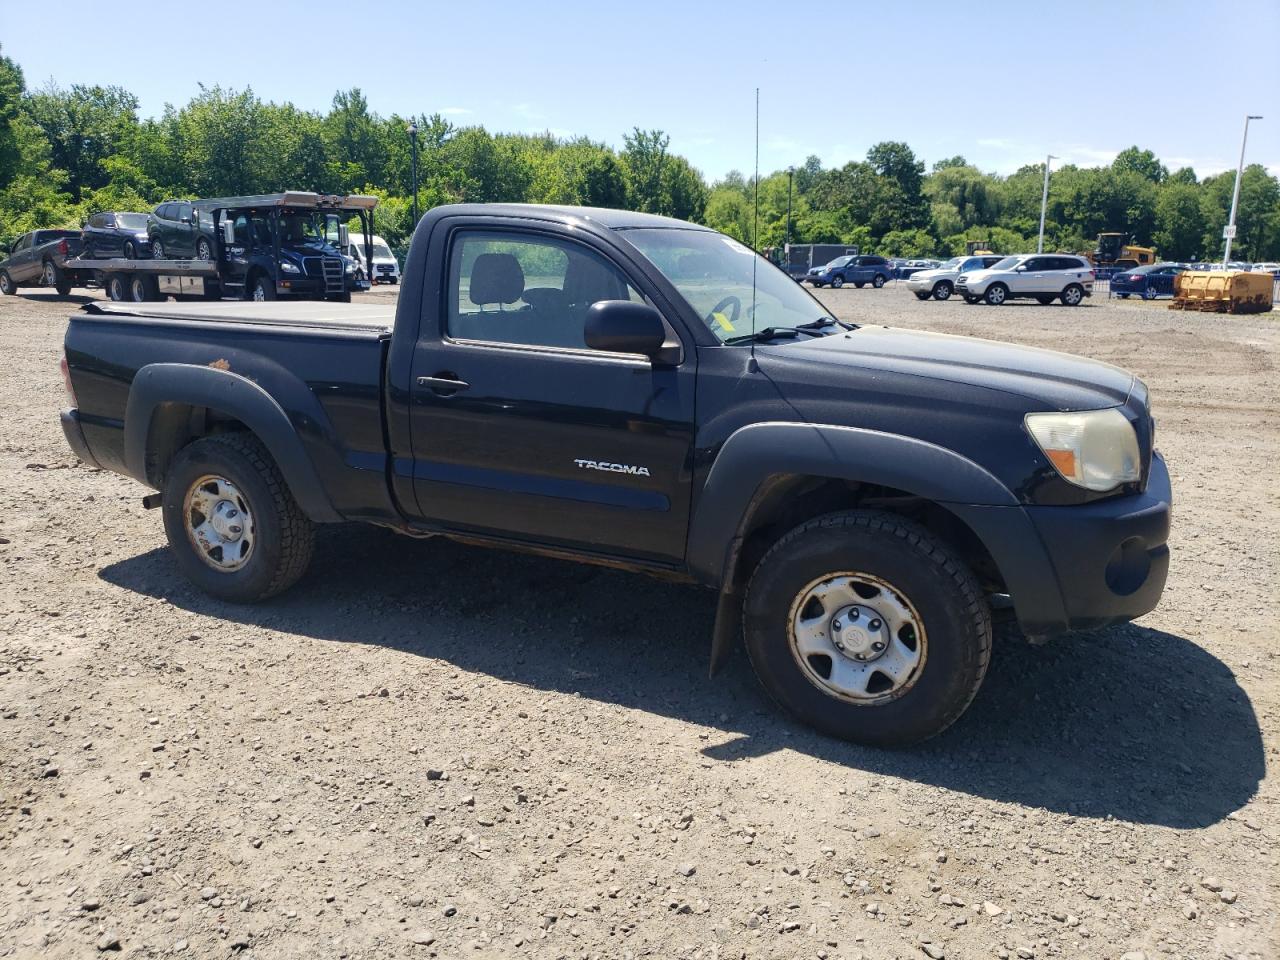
[407,121,420,228]
[785,167,793,250]
[1037,154,1056,254]
[1222,114,1262,267]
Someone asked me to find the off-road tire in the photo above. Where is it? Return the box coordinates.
[743,510,991,746]
[161,434,314,603]
[932,281,953,300]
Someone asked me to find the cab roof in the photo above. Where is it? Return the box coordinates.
[428,203,712,232]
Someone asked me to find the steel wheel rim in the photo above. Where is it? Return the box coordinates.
[183,474,255,572]
[788,571,927,704]
[131,277,146,301]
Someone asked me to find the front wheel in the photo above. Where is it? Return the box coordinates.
[743,510,991,746]
[161,434,315,602]
[0,270,14,295]
[152,238,165,260]
[963,294,981,304]
[831,276,844,289]
[250,275,277,301]
[1142,286,1159,301]
[872,274,886,289]
[983,283,1008,306]
[124,241,137,260]
[196,237,213,261]
[1061,283,1084,306]
[932,281,953,300]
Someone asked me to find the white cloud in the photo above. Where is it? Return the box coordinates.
[441,106,471,116]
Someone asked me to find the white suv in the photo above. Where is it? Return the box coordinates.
[956,254,1094,306]
[906,254,1004,301]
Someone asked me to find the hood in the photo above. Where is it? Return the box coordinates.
[280,241,339,258]
[910,267,955,281]
[764,326,1134,411]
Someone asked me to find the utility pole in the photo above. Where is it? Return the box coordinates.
[1037,154,1056,254]
[1223,115,1262,267]
[407,121,420,228]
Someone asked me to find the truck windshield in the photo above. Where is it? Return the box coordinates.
[622,228,829,342]
[279,211,352,248]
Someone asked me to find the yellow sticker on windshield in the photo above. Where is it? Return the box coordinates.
[712,311,735,333]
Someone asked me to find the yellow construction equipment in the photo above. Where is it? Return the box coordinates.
[1088,232,1157,269]
[1169,271,1273,314]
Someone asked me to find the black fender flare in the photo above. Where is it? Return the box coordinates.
[692,422,1038,675]
[689,421,1018,586]
[123,363,341,522]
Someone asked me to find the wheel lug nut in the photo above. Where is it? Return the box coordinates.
[832,620,842,630]
[849,607,860,619]
[869,619,881,630]
[872,641,884,651]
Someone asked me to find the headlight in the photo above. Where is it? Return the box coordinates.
[280,261,300,273]
[1025,408,1140,491]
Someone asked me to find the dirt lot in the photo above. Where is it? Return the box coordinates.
[1,282,1277,960]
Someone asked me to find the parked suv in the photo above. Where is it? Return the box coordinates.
[147,201,214,261]
[956,254,1094,306]
[906,255,1004,301]
[807,255,892,289]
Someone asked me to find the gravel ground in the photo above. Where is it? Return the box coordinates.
[1,282,1276,960]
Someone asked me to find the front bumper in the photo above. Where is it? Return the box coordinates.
[60,408,102,469]
[951,453,1172,636]
[906,276,940,292]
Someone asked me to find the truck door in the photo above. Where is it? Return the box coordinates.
[8,233,34,281]
[405,223,697,566]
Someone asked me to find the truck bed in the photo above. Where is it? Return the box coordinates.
[82,299,395,335]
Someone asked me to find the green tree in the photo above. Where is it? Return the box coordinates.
[1152,182,1206,261]
[621,128,670,214]
[26,83,140,200]
[1112,146,1167,183]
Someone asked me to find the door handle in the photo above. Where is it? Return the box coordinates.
[417,375,470,395]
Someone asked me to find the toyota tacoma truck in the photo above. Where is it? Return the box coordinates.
[59,204,1172,746]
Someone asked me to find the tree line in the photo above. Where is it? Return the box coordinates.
[2,45,1278,262]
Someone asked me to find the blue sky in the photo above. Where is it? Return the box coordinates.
[5,0,1278,182]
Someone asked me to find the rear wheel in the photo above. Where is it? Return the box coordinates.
[1142,285,1159,301]
[872,274,886,289]
[1117,292,1130,299]
[152,238,165,260]
[123,240,137,260]
[983,283,1008,306]
[106,274,127,301]
[932,280,953,300]
[1061,283,1084,306]
[196,237,213,261]
[129,274,157,302]
[161,434,314,602]
[43,260,71,295]
[743,510,991,746]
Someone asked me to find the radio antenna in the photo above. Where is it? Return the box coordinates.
[750,87,760,357]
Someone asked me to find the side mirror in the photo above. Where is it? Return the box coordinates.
[222,221,235,245]
[180,215,192,224]
[1015,264,1028,272]
[338,224,350,248]
[585,300,673,362]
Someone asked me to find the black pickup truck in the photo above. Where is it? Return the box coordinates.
[59,204,1172,745]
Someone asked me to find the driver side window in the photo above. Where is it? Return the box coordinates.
[446,231,643,351]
